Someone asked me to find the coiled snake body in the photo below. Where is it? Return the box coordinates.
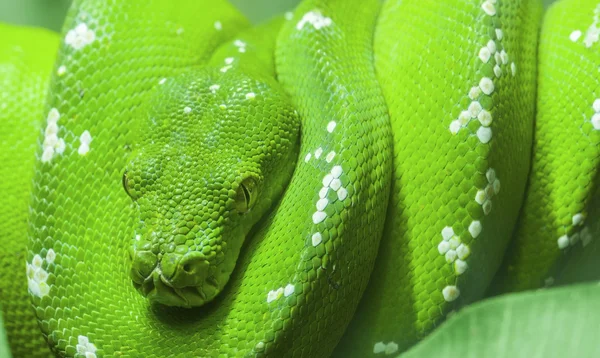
[0,0,598,357]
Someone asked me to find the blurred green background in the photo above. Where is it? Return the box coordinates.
[0,0,558,33]
[0,0,301,32]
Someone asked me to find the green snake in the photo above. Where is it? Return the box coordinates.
[0,0,598,356]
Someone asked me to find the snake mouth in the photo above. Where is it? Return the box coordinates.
[132,269,220,308]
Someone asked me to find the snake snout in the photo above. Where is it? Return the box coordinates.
[160,252,210,288]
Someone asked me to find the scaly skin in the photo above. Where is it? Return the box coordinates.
[492,0,600,293]
[335,0,541,355]
[0,0,599,357]
[0,23,59,358]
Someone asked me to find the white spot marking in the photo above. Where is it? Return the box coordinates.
[454,259,468,275]
[304,153,312,163]
[475,190,486,205]
[214,21,222,31]
[442,285,460,302]
[57,65,67,76]
[373,342,398,355]
[478,46,491,63]
[337,187,348,201]
[322,174,333,187]
[493,65,502,78]
[184,106,192,114]
[449,120,461,135]
[456,244,470,259]
[327,121,336,133]
[76,335,97,358]
[329,179,341,191]
[209,84,220,93]
[592,113,600,130]
[500,50,509,65]
[478,110,492,126]
[479,77,494,95]
[570,30,582,42]
[441,227,454,241]
[225,57,234,65]
[331,165,343,178]
[438,241,450,255]
[373,342,386,354]
[284,284,295,297]
[557,235,569,249]
[325,151,336,163]
[46,249,56,264]
[267,287,284,303]
[495,28,503,40]
[486,40,497,54]
[481,1,496,16]
[468,101,482,117]
[319,187,329,199]
[511,62,517,76]
[594,99,600,112]
[572,213,585,226]
[312,232,322,246]
[445,250,457,263]
[468,221,482,238]
[448,237,460,250]
[78,130,92,156]
[477,126,492,144]
[246,92,256,100]
[296,10,332,31]
[315,147,323,159]
[469,86,482,100]
[220,65,232,73]
[316,198,328,211]
[493,179,501,194]
[65,23,96,50]
[312,211,327,224]
[483,200,492,215]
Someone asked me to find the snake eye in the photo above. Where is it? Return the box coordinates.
[234,177,258,214]
[123,171,136,200]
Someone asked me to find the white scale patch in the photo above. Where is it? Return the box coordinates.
[76,335,97,358]
[266,283,295,303]
[442,285,460,302]
[78,130,92,156]
[234,39,247,53]
[296,10,333,31]
[475,168,501,215]
[442,0,508,303]
[214,21,222,31]
[582,4,600,48]
[42,108,65,163]
[57,65,67,76]
[26,249,55,298]
[557,213,589,249]
[449,1,515,138]
[373,341,399,355]
[590,99,600,130]
[65,23,96,50]
[437,227,470,276]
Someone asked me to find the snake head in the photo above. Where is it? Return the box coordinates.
[124,67,299,307]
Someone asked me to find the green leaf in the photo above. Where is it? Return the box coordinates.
[401,282,600,358]
[0,310,12,358]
